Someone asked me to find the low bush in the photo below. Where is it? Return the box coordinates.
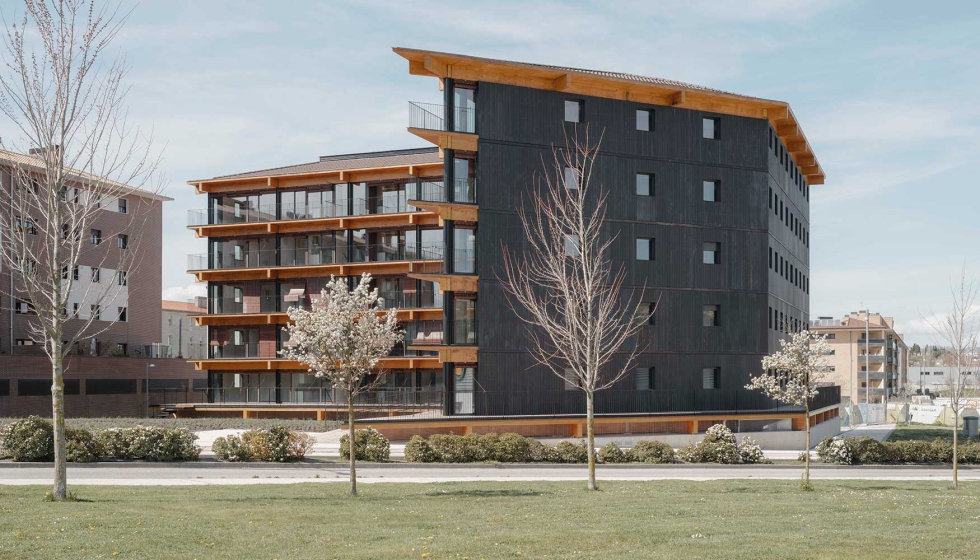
[816,436,854,465]
[428,434,471,463]
[678,424,769,464]
[597,442,628,464]
[213,426,314,462]
[66,428,99,463]
[95,426,200,461]
[527,438,552,463]
[212,434,253,462]
[0,416,54,462]
[738,436,766,464]
[496,433,531,463]
[340,428,389,462]
[404,435,438,463]
[815,435,979,465]
[629,440,676,464]
[553,440,589,463]
[850,437,890,464]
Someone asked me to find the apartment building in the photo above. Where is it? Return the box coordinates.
[810,312,909,404]
[0,148,201,417]
[179,48,839,438]
[162,300,207,360]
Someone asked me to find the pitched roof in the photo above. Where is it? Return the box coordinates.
[162,300,205,313]
[204,147,441,181]
[0,148,171,202]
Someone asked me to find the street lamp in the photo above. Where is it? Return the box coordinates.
[145,363,155,418]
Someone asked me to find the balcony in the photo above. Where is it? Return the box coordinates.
[858,355,886,363]
[857,338,885,345]
[407,247,478,292]
[209,343,260,360]
[408,102,478,151]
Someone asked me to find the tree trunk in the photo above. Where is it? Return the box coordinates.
[586,390,596,491]
[348,393,357,496]
[803,400,811,489]
[952,408,958,489]
[51,345,67,500]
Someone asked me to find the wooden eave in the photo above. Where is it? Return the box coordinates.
[190,356,442,371]
[407,128,479,152]
[406,344,478,365]
[406,273,478,293]
[188,163,444,195]
[189,210,441,238]
[394,47,825,185]
[192,307,443,327]
[189,259,442,283]
[406,200,478,225]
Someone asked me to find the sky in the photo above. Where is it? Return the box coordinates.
[2,0,978,346]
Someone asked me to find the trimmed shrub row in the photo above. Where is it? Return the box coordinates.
[0,416,200,462]
[404,432,677,464]
[212,426,315,462]
[816,436,980,465]
[677,424,769,465]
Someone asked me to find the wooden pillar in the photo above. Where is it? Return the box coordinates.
[687,420,698,434]
[461,425,472,436]
[315,410,326,422]
[791,416,806,431]
[572,423,583,438]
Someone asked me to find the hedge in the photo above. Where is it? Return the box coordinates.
[340,428,390,462]
[212,426,315,462]
[0,416,200,462]
[677,424,769,465]
[404,433,676,464]
[816,436,980,465]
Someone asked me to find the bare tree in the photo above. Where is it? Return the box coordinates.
[280,274,403,496]
[924,266,979,489]
[499,130,648,491]
[0,0,158,500]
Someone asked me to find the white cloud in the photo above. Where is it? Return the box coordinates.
[162,283,207,303]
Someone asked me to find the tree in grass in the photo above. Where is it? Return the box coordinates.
[499,129,649,491]
[746,330,830,490]
[923,266,978,490]
[279,273,402,495]
[0,0,160,500]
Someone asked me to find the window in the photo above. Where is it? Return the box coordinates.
[86,379,137,395]
[564,99,583,123]
[18,379,79,396]
[116,343,127,355]
[636,109,652,131]
[702,367,721,390]
[702,242,720,264]
[91,268,100,283]
[564,368,578,390]
[117,234,128,249]
[564,234,580,257]
[90,229,102,245]
[18,216,37,235]
[636,237,654,261]
[703,304,720,327]
[564,166,580,190]
[702,180,719,202]
[15,300,33,315]
[117,270,127,286]
[91,305,101,321]
[118,307,127,322]
[769,306,773,329]
[702,117,719,139]
[15,339,36,346]
[826,334,835,340]
[0,380,8,397]
[636,367,655,390]
[118,198,127,213]
[636,303,656,326]
[636,173,654,196]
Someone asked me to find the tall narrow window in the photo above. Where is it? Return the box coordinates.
[702,180,719,202]
[564,100,583,123]
[636,109,652,131]
[91,305,101,321]
[118,307,127,322]
[117,270,127,286]
[703,304,720,327]
[702,367,721,389]
[117,234,128,249]
[636,173,653,196]
[636,303,656,326]
[564,368,578,390]
[91,268,100,283]
[702,242,720,264]
[564,166,580,190]
[564,234,580,257]
[118,198,128,213]
[636,367,655,390]
[702,117,719,139]
[636,237,654,261]
[90,229,102,245]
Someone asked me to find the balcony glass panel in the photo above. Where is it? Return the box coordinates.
[453,87,476,133]
[454,298,477,345]
[454,228,476,273]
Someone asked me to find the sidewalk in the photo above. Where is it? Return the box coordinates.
[840,422,896,442]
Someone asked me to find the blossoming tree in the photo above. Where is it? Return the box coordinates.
[280,273,402,495]
[746,330,830,489]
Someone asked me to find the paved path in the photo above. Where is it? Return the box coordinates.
[840,423,896,442]
[0,463,973,485]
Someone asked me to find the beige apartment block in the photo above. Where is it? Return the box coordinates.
[810,312,909,405]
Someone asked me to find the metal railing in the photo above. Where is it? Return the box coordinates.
[188,243,444,271]
[408,102,476,134]
[204,296,309,315]
[209,342,260,360]
[405,320,445,346]
[378,288,442,310]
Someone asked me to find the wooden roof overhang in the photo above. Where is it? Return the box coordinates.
[406,200,478,226]
[394,47,825,185]
[189,210,442,238]
[189,162,445,195]
[193,307,443,327]
[190,356,442,372]
[406,344,478,365]
[189,259,442,283]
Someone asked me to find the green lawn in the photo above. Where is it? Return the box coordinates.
[888,423,961,443]
[1,481,978,559]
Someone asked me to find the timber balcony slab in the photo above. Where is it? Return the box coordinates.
[190,356,442,371]
[407,272,478,293]
[406,200,478,225]
[188,211,441,239]
[189,259,443,283]
[189,164,444,195]
[406,344,478,365]
[192,307,443,327]
[407,127,479,152]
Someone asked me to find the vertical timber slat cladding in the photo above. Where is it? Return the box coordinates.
[475,81,808,408]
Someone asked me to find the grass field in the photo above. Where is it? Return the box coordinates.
[887,423,960,443]
[1,481,977,559]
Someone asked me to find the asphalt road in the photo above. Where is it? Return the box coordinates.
[0,463,974,485]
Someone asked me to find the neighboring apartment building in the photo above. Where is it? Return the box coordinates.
[810,312,909,405]
[162,300,207,360]
[180,48,839,438]
[0,147,202,417]
[908,366,976,395]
